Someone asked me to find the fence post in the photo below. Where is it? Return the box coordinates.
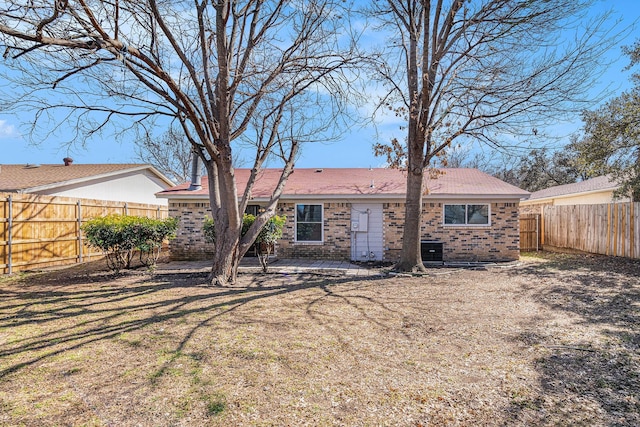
[540,208,545,246]
[607,204,611,256]
[7,195,12,275]
[631,202,635,259]
[77,200,83,263]
[536,214,540,251]
[124,202,128,216]
[614,203,619,257]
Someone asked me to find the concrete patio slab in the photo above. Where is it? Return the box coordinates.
[155,257,386,277]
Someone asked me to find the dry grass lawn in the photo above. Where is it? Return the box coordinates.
[0,252,639,426]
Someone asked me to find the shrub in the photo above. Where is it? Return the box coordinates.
[245,214,286,273]
[131,216,178,268]
[203,217,216,244]
[82,215,178,272]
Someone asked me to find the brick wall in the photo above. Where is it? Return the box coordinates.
[384,201,521,262]
[169,202,214,260]
[276,202,352,260]
[168,199,521,262]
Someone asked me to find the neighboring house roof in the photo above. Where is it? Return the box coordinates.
[525,175,619,202]
[157,168,529,200]
[0,163,175,193]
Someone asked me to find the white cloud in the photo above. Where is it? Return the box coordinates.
[0,120,19,138]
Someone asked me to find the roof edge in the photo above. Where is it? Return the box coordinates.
[23,164,175,193]
[158,193,526,202]
[522,187,618,204]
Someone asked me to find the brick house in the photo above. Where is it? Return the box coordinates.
[156,168,529,263]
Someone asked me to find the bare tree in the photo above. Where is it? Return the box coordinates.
[0,0,362,285]
[135,127,193,184]
[369,0,620,272]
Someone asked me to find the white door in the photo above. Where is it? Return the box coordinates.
[350,204,384,261]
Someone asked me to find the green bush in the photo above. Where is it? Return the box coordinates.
[203,217,216,244]
[248,214,285,273]
[130,216,178,268]
[82,215,178,272]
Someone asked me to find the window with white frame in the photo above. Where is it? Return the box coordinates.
[444,204,490,225]
[295,204,323,241]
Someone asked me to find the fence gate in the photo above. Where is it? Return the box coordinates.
[520,214,541,251]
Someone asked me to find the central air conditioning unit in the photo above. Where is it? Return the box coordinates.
[421,240,444,263]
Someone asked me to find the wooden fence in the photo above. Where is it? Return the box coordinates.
[542,202,639,259]
[1,192,168,274]
[520,214,541,252]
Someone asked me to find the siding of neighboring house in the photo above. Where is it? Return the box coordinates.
[168,199,521,262]
[0,164,173,206]
[37,170,170,205]
[520,190,619,215]
[519,175,629,215]
[549,190,620,205]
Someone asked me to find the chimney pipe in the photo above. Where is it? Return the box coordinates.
[188,152,202,190]
[63,157,73,166]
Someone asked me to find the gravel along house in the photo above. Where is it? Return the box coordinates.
[156,168,530,264]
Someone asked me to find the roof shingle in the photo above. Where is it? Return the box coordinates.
[527,175,618,201]
[0,164,172,192]
[158,168,529,199]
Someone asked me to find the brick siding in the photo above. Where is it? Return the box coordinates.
[276,202,352,260]
[169,202,214,260]
[168,199,521,262]
[383,201,521,262]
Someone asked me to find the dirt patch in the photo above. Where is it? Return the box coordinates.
[0,252,638,426]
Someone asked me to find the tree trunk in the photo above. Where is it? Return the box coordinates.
[206,161,243,286]
[395,168,426,272]
[208,230,240,285]
[393,11,427,274]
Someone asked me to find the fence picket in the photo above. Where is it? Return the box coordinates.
[542,202,639,259]
[1,192,168,274]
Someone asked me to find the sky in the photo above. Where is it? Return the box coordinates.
[1,1,639,172]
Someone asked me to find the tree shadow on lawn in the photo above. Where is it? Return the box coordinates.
[0,268,390,381]
[506,254,640,425]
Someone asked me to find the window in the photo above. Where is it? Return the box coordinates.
[444,204,489,225]
[245,204,260,216]
[296,204,323,242]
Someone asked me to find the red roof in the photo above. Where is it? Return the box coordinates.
[157,168,528,200]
